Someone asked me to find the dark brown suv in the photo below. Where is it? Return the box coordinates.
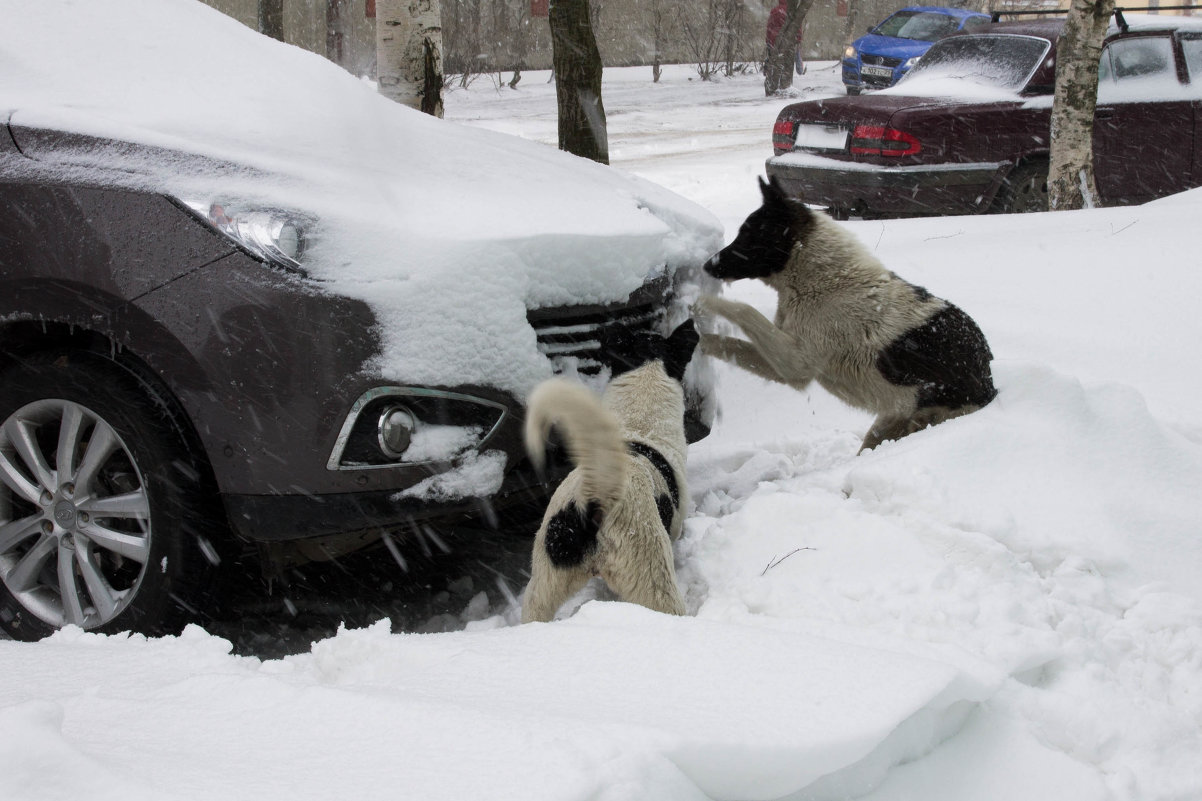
[766,12,1202,217]
[0,123,715,642]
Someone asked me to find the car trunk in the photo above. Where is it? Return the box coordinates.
[775,93,1043,168]
[775,95,972,162]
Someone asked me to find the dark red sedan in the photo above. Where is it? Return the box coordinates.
[766,13,1202,217]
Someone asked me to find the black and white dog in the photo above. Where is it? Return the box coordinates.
[520,321,699,623]
[696,177,996,451]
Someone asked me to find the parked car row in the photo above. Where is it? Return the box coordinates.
[771,11,1202,218]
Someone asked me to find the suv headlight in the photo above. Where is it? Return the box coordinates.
[903,56,921,70]
[844,45,857,59]
[182,200,309,270]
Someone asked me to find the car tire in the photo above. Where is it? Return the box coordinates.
[0,349,220,641]
[993,160,1049,214]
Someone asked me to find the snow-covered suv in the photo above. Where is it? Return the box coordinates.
[0,1,720,640]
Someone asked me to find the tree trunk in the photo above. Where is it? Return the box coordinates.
[326,0,350,67]
[549,0,608,164]
[764,0,813,96]
[651,0,666,83]
[376,0,445,118]
[258,0,284,41]
[1048,0,1114,209]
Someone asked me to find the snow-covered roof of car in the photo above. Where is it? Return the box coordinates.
[0,0,722,396]
[1113,11,1202,31]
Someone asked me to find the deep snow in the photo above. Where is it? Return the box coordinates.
[4,12,1202,801]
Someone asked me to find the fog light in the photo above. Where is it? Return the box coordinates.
[378,406,416,458]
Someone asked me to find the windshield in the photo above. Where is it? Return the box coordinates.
[873,10,962,41]
[902,34,1051,90]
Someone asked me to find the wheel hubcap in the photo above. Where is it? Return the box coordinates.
[0,399,152,629]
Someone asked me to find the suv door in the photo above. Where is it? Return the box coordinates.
[1093,33,1194,205]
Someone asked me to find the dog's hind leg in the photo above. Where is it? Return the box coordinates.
[862,404,982,452]
[601,535,686,617]
[861,415,918,452]
[521,559,592,623]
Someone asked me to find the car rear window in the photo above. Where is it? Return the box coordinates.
[903,34,1051,90]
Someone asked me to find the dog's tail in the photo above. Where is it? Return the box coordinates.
[525,378,627,510]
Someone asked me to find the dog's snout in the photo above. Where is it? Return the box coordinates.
[703,252,723,276]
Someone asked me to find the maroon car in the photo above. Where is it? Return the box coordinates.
[766,13,1202,218]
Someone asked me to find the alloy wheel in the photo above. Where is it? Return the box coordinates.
[0,399,152,629]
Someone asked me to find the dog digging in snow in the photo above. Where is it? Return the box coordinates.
[520,320,699,623]
[696,177,996,452]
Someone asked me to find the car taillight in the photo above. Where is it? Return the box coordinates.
[773,119,797,152]
[850,125,922,156]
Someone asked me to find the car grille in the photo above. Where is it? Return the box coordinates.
[527,277,668,378]
[862,54,903,68]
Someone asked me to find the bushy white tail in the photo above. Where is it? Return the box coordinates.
[524,379,627,510]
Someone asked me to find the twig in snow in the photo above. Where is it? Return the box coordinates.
[924,229,965,241]
[761,547,815,576]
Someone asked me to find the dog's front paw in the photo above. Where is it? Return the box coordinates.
[691,294,732,322]
[698,332,728,356]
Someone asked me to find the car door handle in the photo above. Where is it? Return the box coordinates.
[1096,108,1115,120]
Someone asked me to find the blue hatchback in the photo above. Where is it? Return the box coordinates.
[841,6,991,94]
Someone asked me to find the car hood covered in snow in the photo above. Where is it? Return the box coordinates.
[0,0,723,396]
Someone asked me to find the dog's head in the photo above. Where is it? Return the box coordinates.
[704,176,814,281]
[600,319,699,382]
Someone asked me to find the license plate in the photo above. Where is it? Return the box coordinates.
[793,124,848,151]
[862,64,893,78]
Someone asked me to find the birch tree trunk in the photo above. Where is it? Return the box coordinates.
[376,0,445,118]
[764,0,813,96]
[549,0,608,164]
[1047,0,1114,209]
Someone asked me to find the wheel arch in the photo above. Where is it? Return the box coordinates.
[0,316,234,549]
[987,154,1050,213]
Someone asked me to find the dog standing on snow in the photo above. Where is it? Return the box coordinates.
[696,177,996,452]
[520,321,699,624]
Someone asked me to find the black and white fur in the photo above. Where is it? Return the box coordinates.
[520,321,699,624]
[697,177,996,451]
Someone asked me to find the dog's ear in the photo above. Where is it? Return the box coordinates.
[762,175,811,221]
[758,175,775,203]
[662,319,699,382]
[761,175,789,206]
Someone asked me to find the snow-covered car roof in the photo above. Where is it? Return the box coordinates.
[1113,11,1202,33]
[0,0,722,396]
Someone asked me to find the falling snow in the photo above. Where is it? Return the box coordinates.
[2,2,1202,801]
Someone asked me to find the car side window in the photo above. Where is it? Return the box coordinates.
[1098,35,1179,102]
[1104,36,1173,82]
[1182,36,1202,82]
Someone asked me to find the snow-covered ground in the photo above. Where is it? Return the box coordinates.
[4,52,1202,801]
